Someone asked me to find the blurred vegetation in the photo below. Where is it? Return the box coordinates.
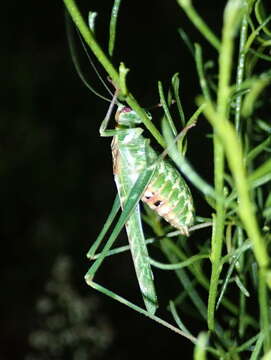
[25,256,114,360]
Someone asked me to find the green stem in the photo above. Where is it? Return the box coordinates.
[235,14,249,134]
[176,0,221,51]
[91,281,197,341]
[63,0,119,84]
[259,268,270,352]
[195,43,212,103]
[203,104,269,270]
[235,11,249,341]
[207,0,245,331]
[63,0,165,148]
[108,0,122,56]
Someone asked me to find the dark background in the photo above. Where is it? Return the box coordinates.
[2,1,223,359]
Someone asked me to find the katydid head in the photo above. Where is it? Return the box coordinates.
[115,105,142,127]
[115,105,152,128]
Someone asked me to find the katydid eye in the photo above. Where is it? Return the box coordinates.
[154,200,162,207]
[144,191,154,199]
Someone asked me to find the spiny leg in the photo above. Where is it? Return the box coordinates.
[85,164,158,313]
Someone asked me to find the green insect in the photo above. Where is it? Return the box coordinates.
[86,95,195,315]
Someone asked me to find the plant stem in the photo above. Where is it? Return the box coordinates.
[259,268,271,352]
[108,0,122,56]
[176,0,221,51]
[235,14,249,134]
[63,0,119,84]
[62,0,165,147]
[235,9,249,341]
[203,104,269,269]
[207,0,245,331]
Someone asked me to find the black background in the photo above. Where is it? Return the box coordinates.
[2,1,224,359]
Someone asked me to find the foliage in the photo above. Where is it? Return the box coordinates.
[26,256,114,360]
[63,0,271,358]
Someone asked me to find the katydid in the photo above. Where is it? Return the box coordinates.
[85,92,195,315]
[65,2,194,314]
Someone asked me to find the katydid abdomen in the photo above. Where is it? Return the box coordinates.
[142,159,194,236]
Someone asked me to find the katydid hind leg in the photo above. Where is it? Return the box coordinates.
[113,149,158,313]
[85,166,157,309]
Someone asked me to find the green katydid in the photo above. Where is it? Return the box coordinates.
[85,89,195,315]
[65,9,195,315]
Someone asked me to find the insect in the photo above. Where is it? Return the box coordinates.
[85,94,195,315]
[64,0,194,313]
